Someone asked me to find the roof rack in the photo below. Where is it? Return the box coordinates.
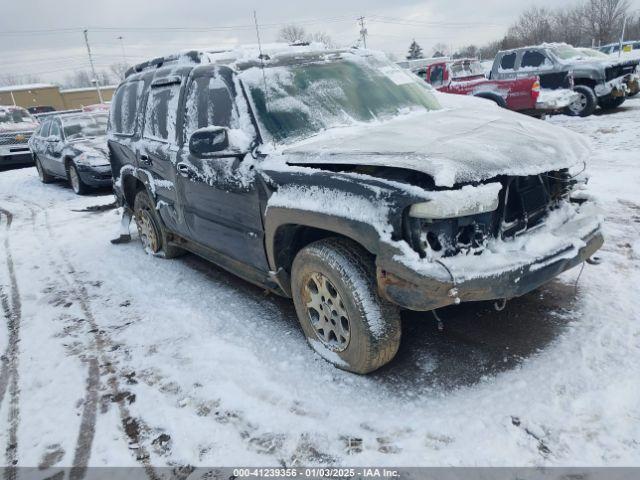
[125,50,202,78]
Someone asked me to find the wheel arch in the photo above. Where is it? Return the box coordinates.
[473,92,507,108]
[265,208,383,297]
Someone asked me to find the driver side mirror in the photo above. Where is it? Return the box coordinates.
[189,127,250,158]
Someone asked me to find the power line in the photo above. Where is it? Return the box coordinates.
[358,16,368,49]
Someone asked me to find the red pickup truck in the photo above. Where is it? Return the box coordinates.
[415,58,577,116]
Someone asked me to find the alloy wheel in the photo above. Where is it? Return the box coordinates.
[569,93,588,115]
[303,271,351,352]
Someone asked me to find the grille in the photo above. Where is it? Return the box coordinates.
[498,173,568,239]
[0,132,32,146]
[605,63,638,81]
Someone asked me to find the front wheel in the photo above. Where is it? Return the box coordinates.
[67,162,88,195]
[291,238,401,374]
[564,85,597,117]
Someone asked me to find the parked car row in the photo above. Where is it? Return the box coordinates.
[402,42,639,118]
[2,44,611,373]
[0,105,39,167]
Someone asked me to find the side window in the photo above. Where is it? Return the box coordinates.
[49,121,61,139]
[39,120,51,138]
[500,52,517,71]
[521,50,549,69]
[429,66,445,87]
[110,80,144,135]
[143,81,182,143]
[184,75,236,140]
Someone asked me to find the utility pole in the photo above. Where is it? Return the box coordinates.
[83,29,104,103]
[358,16,368,49]
[117,35,127,64]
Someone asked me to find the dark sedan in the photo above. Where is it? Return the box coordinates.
[29,112,112,194]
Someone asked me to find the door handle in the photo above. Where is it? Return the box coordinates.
[176,162,191,177]
[140,154,152,166]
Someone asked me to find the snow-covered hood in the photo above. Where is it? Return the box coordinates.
[0,121,38,134]
[282,97,590,187]
[70,136,108,157]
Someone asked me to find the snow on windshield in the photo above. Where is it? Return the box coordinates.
[62,114,108,140]
[239,52,441,144]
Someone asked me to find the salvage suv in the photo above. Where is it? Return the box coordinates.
[0,105,39,167]
[491,43,640,116]
[108,45,603,374]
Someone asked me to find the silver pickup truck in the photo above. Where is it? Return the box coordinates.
[0,105,38,167]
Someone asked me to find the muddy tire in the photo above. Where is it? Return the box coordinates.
[598,96,626,110]
[67,162,88,195]
[133,190,184,259]
[291,238,401,374]
[564,85,597,117]
[35,155,54,184]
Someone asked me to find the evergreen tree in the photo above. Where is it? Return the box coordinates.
[407,40,424,60]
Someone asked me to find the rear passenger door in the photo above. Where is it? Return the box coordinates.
[139,70,190,237]
[175,68,268,272]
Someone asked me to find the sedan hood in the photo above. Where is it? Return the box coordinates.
[282,95,590,187]
[72,136,108,157]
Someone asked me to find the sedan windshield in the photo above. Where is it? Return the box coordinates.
[62,114,108,140]
[0,107,34,124]
[240,51,441,144]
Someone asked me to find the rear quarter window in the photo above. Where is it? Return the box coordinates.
[110,80,144,136]
[521,50,552,69]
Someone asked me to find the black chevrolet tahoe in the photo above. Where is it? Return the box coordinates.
[108,45,603,374]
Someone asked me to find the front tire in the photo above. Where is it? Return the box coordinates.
[291,238,401,374]
[35,155,54,184]
[133,189,184,258]
[67,162,88,195]
[564,85,597,117]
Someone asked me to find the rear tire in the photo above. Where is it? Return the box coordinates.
[67,162,88,195]
[35,155,54,184]
[598,96,626,110]
[133,189,184,259]
[564,85,597,117]
[291,238,401,374]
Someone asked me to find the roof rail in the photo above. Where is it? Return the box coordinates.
[125,50,202,78]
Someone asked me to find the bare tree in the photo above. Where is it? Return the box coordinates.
[432,43,450,57]
[277,24,308,44]
[0,73,45,87]
[310,31,335,48]
[508,7,555,46]
[109,62,130,81]
[63,70,113,89]
[582,0,630,44]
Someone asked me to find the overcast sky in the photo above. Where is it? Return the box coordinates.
[2,0,639,84]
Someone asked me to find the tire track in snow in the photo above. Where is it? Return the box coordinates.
[23,203,160,480]
[0,206,22,480]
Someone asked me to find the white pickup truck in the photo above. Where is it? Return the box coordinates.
[0,105,38,167]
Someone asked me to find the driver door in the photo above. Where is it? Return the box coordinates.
[45,119,67,177]
[175,69,268,272]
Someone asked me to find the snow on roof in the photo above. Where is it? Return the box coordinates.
[397,57,449,71]
[59,85,118,93]
[0,83,56,93]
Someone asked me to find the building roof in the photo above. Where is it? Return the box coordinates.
[0,83,57,93]
[59,85,118,93]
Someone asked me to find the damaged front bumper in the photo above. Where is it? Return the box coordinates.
[376,202,604,311]
[535,89,580,112]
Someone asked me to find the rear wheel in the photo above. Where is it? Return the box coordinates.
[133,189,184,258]
[564,85,597,117]
[35,155,54,184]
[291,238,401,374]
[598,96,626,110]
[67,162,88,195]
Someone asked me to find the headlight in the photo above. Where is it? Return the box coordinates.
[409,183,502,220]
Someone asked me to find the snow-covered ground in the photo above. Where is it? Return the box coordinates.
[0,97,639,471]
